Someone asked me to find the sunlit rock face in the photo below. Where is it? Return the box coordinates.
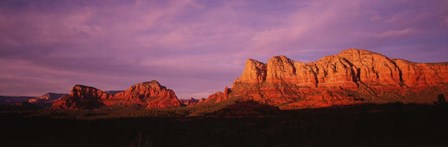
[52,85,108,110]
[204,87,232,103]
[52,80,181,110]
[108,80,180,109]
[208,49,448,109]
[236,59,267,83]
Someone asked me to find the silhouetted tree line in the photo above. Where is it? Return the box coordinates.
[434,94,447,106]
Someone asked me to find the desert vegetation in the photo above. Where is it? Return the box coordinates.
[1,102,447,147]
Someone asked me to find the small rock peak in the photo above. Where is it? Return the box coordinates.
[247,58,258,62]
[393,58,414,64]
[335,48,394,64]
[267,55,296,69]
[244,59,267,72]
[270,55,291,61]
[70,85,103,96]
[224,87,231,98]
[68,84,108,99]
[238,58,267,83]
[73,84,87,88]
[317,55,337,62]
[339,48,372,54]
[224,86,231,94]
[268,55,295,65]
[133,80,162,87]
[246,58,266,65]
[293,61,306,66]
[72,85,98,90]
[146,80,160,85]
[338,48,386,57]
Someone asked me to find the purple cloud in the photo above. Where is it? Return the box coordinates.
[0,0,447,98]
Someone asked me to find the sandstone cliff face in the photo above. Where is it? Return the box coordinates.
[108,80,180,109]
[394,59,448,88]
[52,80,181,110]
[237,59,267,83]
[52,85,109,110]
[70,85,113,100]
[214,49,448,109]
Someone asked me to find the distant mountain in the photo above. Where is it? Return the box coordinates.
[205,48,448,109]
[52,80,181,110]
[0,96,33,106]
[28,93,67,107]
[180,98,203,106]
[24,91,123,107]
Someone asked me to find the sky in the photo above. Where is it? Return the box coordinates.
[0,0,447,98]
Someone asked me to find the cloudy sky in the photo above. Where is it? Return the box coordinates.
[0,0,447,98]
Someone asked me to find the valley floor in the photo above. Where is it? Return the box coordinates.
[1,103,448,147]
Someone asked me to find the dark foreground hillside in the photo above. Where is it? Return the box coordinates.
[1,103,448,147]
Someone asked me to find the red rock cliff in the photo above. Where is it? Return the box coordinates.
[52,80,181,110]
[52,85,109,110]
[213,49,448,109]
[109,80,180,109]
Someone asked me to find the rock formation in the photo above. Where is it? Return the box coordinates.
[52,85,109,110]
[0,96,33,106]
[51,49,448,110]
[28,93,67,107]
[180,98,200,106]
[52,80,181,110]
[204,87,231,103]
[207,49,448,109]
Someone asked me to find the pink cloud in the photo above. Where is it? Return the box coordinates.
[0,0,446,98]
[357,28,420,38]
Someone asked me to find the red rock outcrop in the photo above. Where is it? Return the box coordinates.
[204,87,231,103]
[52,85,109,110]
[208,49,448,109]
[52,80,181,110]
[28,93,67,106]
[106,80,180,109]
[180,98,200,106]
[238,59,266,83]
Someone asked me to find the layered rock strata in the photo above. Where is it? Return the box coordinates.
[52,80,181,110]
[207,49,448,109]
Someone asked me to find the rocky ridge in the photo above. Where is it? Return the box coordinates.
[28,93,67,107]
[180,98,201,106]
[49,49,448,110]
[206,49,448,109]
[52,80,181,110]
